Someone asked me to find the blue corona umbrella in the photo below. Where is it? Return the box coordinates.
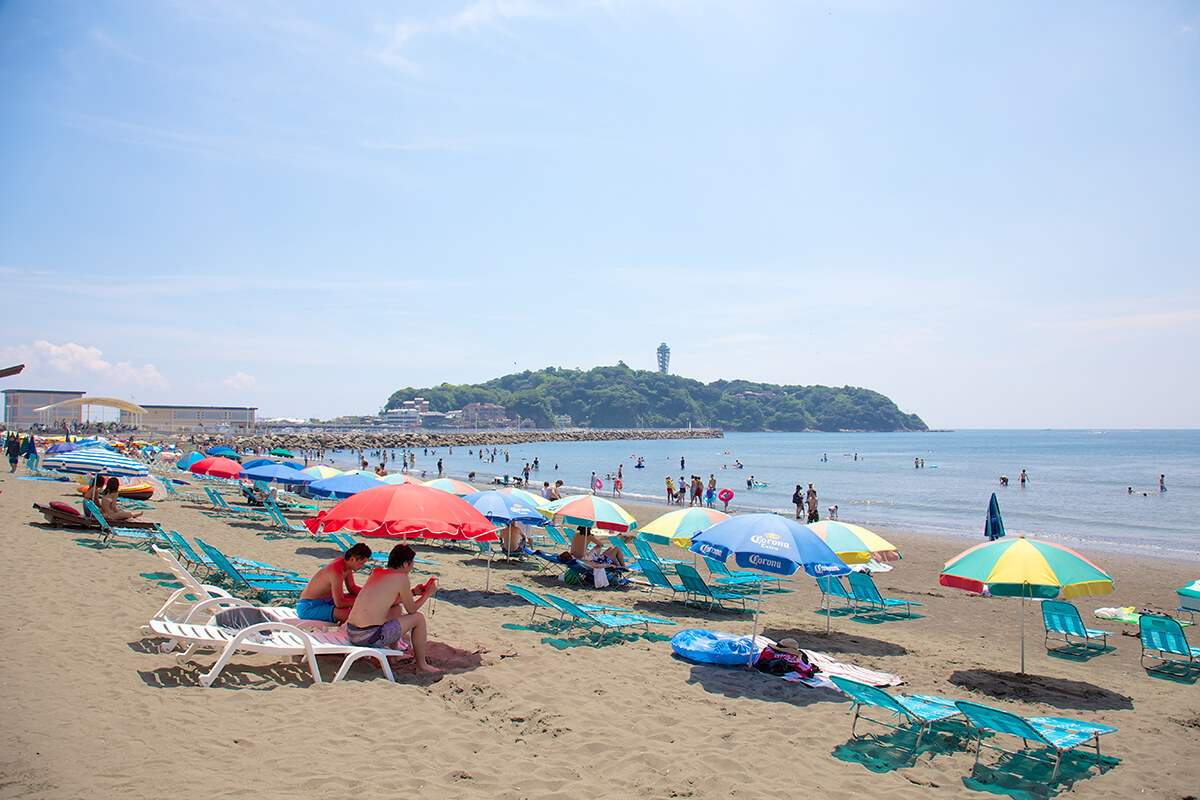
[239,463,313,485]
[462,490,548,525]
[308,472,384,500]
[41,449,149,477]
[243,458,276,469]
[985,493,1007,541]
[205,446,240,460]
[691,513,851,651]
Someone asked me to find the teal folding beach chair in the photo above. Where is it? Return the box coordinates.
[161,529,279,577]
[1042,599,1110,655]
[543,592,675,645]
[675,563,748,611]
[542,524,571,548]
[828,676,963,750]
[263,500,309,535]
[80,499,163,548]
[1139,614,1200,674]
[638,559,687,601]
[846,572,922,617]
[817,575,856,613]
[635,539,689,567]
[193,538,306,602]
[954,700,1117,781]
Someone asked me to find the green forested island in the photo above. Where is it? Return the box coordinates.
[385,365,927,432]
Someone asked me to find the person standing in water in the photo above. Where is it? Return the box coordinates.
[1020,469,1028,487]
[1160,474,1167,492]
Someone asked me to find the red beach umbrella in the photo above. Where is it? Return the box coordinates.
[188,456,245,480]
[304,483,498,541]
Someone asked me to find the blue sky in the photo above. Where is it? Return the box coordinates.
[1,1,1197,428]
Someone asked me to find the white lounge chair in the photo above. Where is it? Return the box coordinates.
[146,617,410,686]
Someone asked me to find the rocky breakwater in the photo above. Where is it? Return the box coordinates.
[180,428,723,452]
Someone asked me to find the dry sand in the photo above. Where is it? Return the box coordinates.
[1,470,1198,799]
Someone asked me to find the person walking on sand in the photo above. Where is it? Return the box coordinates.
[345,544,440,673]
[792,484,804,519]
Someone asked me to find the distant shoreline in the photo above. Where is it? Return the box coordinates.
[178,428,726,450]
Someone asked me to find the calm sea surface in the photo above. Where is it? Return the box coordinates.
[326,430,1199,561]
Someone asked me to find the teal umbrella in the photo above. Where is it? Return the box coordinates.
[985,493,1006,541]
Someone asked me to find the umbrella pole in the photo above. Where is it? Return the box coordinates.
[748,576,766,668]
[1020,585,1027,674]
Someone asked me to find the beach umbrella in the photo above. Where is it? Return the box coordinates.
[308,472,383,499]
[806,521,901,565]
[239,463,313,485]
[939,535,1114,673]
[304,483,498,542]
[462,490,548,525]
[379,473,421,485]
[42,448,149,477]
[422,477,478,497]
[46,442,77,454]
[269,448,293,457]
[985,493,1006,541]
[188,456,244,479]
[638,507,729,548]
[691,514,851,648]
[176,451,205,470]
[497,487,551,508]
[243,458,276,469]
[302,464,341,480]
[544,494,638,532]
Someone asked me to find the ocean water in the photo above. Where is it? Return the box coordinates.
[325,430,1199,561]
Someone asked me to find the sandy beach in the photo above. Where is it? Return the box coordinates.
[1,469,1198,799]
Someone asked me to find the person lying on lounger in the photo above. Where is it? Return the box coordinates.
[754,638,816,678]
[345,544,440,673]
[297,543,371,623]
[100,477,143,521]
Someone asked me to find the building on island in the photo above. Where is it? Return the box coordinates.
[460,402,507,426]
[3,389,85,428]
[120,404,257,434]
[657,342,670,374]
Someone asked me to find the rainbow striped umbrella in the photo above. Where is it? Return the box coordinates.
[806,521,901,565]
[379,473,421,485]
[544,494,637,532]
[302,465,341,479]
[638,507,728,548]
[497,487,551,509]
[939,535,1113,672]
[422,478,478,497]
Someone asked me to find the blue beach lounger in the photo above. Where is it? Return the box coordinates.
[829,676,962,750]
[846,572,923,617]
[954,700,1117,781]
[1139,614,1200,674]
[817,575,856,613]
[1041,599,1110,654]
[542,592,674,644]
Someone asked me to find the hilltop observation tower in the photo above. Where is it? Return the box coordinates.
[656,342,670,374]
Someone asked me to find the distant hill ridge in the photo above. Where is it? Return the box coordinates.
[386,364,926,433]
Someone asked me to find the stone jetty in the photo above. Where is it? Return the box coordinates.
[175,428,723,451]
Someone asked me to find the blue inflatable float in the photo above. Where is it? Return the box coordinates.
[671,629,759,665]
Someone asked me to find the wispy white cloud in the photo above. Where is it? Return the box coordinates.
[222,371,256,390]
[2,341,169,391]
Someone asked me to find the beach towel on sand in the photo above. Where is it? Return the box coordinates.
[782,649,903,689]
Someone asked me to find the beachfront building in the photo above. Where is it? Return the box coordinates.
[381,407,421,427]
[120,404,257,434]
[460,402,508,427]
[554,414,573,429]
[2,389,84,428]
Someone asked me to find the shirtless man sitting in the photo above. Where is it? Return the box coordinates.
[345,544,440,673]
[569,527,627,568]
[297,543,371,624]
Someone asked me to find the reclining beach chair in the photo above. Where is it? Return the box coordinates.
[954,699,1117,781]
[80,499,165,548]
[193,538,306,602]
[638,560,687,602]
[704,556,794,593]
[146,612,408,686]
[817,575,856,613]
[846,572,922,618]
[828,675,963,750]
[635,539,689,567]
[149,545,303,629]
[505,583,649,629]
[542,524,571,548]
[263,500,309,535]
[543,592,675,645]
[675,563,748,611]
[204,487,272,520]
[1042,599,1110,655]
[159,478,202,503]
[1139,614,1200,675]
